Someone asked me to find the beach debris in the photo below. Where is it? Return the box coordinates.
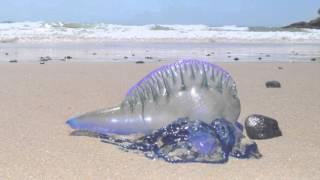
[245,114,282,139]
[135,61,145,64]
[40,56,52,62]
[9,59,18,63]
[266,81,281,88]
[67,59,261,164]
[233,57,239,61]
[311,58,316,61]
[145,56,153,59]
[40,61,45,65]
[65,56,72,60]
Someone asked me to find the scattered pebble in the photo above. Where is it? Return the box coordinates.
[9,59,18,63]
[145,56,153,59]
[206,54,211,56]
[132,53,135,56]
[258,57,262,60]
[92,52,97,55]
[227,56,231,58]
[40,56,52,62]
[5,52,8,56]
[124,56,128,59]
[40,61,45,65]
[265,54,271,57]
[310,58,316,61]
[265,81,281,88]
[233,57,239,61]
[65,56,72,60]
[211,52,215,54]
[245,114,282,139]
[226,52,231,54]
[136,61,145,64]
[278,66,283,70]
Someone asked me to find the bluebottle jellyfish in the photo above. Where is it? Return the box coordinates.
[66,59,261,163]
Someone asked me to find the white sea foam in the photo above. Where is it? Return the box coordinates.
[0,21,320,42]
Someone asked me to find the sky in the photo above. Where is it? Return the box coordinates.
[0,0,319,26]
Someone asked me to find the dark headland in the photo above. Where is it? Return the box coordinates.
[284,8,320,29]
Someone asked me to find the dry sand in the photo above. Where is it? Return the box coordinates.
[0,62,320,180]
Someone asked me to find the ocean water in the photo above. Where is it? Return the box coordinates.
[1,21,320,42]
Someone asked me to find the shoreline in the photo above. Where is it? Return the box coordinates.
[1,41,320,63]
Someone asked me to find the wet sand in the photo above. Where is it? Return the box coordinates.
[1,41,320,63]
[0,62,320,179]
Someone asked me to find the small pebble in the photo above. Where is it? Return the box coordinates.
[92,52,97,55]
[265,54,271,57]
[145,56,153,59]
[124,56,128,59]
[265,81,281,88]
[132,53,135,56]
[9,59,17,63]
[310,58,316,61]
[65,56,72,59]
[245,114,282,139]
[136,61,145,64]
[40,56,52,61]
[258,57,262,60]
[206,54,211,56]
[40,61,45,65]
[5,52,9,56]
[233,57,239,61]
[278,66,283,70]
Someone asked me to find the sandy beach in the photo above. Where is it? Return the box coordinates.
[0,61,319,179]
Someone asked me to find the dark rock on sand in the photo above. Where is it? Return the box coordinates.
[145,56,153,60]
[266,81,281,88]
[136,61,145,64]
[258,57,262,60]
[92,52,97,55]
[124,56,128,59]
[5,52,9,56]
[265,54,271,57]
[206,54,211,56]
[278,66,283,70]
[311,58,316,61]
[233,57,239,61]
[40,56,52,61]
[9,59,18,63]
[65,56,72,60]
[245,114,282,139]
